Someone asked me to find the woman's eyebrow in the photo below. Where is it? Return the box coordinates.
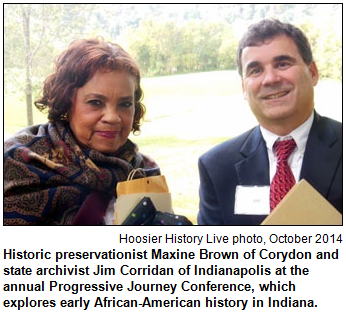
[83,94,134,102]
[84,93,107,100]
[119,95,134,101]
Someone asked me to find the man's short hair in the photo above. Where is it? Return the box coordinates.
[237,19,313,76]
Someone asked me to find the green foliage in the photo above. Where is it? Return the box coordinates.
[299,20,342,80]
[127,20,237,76]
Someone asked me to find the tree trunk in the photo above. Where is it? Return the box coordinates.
[21,5,33,126]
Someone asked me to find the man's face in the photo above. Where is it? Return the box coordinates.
[241,35,319,135]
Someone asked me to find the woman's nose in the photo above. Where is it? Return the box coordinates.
[102,107,121,124]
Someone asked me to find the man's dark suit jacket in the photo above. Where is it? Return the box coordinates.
[198,112,342,225]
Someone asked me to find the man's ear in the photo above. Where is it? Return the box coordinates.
[309,61,319,86]
[242,80,248,101]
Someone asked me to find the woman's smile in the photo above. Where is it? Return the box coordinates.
[95,130,121,139]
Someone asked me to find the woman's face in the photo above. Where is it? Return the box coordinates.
[69,70,136,154]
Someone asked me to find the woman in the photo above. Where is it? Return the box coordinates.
[4,38,159,225]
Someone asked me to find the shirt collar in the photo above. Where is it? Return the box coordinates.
[260,112,314,153]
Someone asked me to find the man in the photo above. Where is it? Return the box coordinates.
[198,19,342,225]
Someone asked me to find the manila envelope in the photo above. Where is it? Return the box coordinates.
[261,179,342,225]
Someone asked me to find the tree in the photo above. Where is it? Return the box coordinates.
[21,4,45,125]
[5,3,98,126]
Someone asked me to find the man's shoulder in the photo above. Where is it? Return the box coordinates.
[314,113,342,138]
[322,115,342,130]
[317,113,341,125]
[200,127,259,161]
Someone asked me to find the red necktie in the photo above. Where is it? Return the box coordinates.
[270,139,296,211]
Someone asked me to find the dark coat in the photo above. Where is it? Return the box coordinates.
[198,112,342,225]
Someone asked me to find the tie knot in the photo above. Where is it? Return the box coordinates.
[273,139,296,161]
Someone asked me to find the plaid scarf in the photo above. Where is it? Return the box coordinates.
[4,121,158,225]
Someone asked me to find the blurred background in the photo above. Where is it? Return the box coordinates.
[3,4,342,223]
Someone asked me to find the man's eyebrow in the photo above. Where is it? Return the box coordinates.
[244,55,298,75]
[273,55,297,63]
[244,61,260,74]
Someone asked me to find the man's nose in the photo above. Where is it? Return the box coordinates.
[262,68,281,85]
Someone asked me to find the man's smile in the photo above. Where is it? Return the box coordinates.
[262,91,290,100]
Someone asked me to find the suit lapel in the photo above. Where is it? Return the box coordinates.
[235,126,270,186]
[233,127,270,224]
[300,112,341,198]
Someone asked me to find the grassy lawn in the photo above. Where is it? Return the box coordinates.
[4,71,342,224]
[129,71,253,223]
[130,135,229,224]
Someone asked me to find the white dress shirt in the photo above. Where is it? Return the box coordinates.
[260,113,314,183]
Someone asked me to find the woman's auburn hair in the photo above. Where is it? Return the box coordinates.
[35,38,145,134]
